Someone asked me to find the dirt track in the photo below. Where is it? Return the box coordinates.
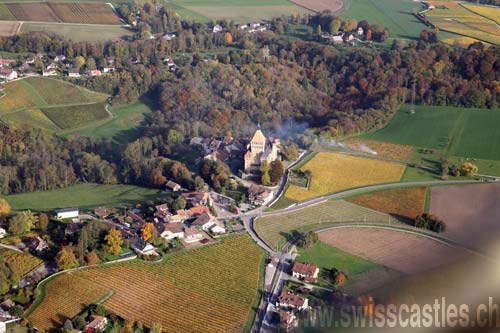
[430,182,500,256]
[319,228,466,274]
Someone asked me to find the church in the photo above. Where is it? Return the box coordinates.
[244,129,280,172]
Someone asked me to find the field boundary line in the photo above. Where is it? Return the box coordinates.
[459,2,500,27]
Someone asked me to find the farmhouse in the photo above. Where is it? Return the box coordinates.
[292,262,319,283]
[166,180,181,191]
[0,228,5,239]
[160,223,184,241]
[0,69,17,81]
[244,129,280,171]
[55,208,79,219]
[277,291,309,311]
[86,315,108,332]
[248,184,273,206]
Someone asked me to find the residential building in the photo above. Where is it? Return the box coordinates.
[212,24,223,33]
[292,262,320,283]
[29,236,50,254]
[68,69,81,78]
[244,128,280,171]
[248,184,273,206]
[279,310,298,331]
[160,223,184,240]
[102,66,115,73]
[0,228,5,239]
[154,203,171,220]
[166,180,181,191]
[182,192,211,206]
[0,69,17,81]
[42,69,57,77]
[47,62,58,70]
[184,226,203,243]
[86,315,108,332]
[54,55,66,62]
[87,70,102,77]
[55,208,79,219]
[189,205,211,217]
[0,59,16,67]
[277,291,309,311]
[94,207,115,219]
[130,238,156,255]
[65,223,82,236]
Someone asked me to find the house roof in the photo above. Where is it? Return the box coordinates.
[251,129,266,143]
[0,68,15,75]
[185,226,202,236]
[292,262,318,277]
[55,208,78,213]
[163,223,184,233]
[166,180,180,189]
[189,205,210,216]
[191,213,213,227]
[279,291,306,307]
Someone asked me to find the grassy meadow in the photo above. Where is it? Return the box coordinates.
[4,184,163,211]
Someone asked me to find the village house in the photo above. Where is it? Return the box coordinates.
[94,207,115,219]
[244,129,280,172]
[0,59,16,67]
[68,69,81,78]
[189,205,211,217]
[130,238,156,256]
[65,223,82,236]
[292,262,320,283]
[163,33,176,40]
[29,236,50,254]
[166,209,192,223]
[277,291,309,311]
[184,226,203,243]
[182,191,211,206]
[357,27,364,36]
[279,310,298,331]
[0,228,5,239]
[86,315,108,332]
[87,70,102,77]
[160,223,184,241]
[102,65,115,73]
[54,55,66,62]
[191,213,226,234]
[212,24,223,33]
[248,184,273,206]
[166,180,181,192]
[154,203,171,220]
[55,208,79,219]
[42,69,57,77]
[0,69,17,81]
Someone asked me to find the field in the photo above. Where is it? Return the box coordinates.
[0,20,18,36]
[284,152,405,202]
[430,182,500,257]
[20,22,133,42]
[255,199,398,250]
[29,235,264,332]
[63,99,155,143]
[347,187,427,220]
[5,183,163,211]
[424,2,500,45]
[0,2,121,24]
[0,77,109,131]
[343,138,414,162]
[362,105,500,162]
[318,228,466,274]
[340,0,426,39]
[166,0,310,23]
[0,248,43,277]
[288,0,343,12]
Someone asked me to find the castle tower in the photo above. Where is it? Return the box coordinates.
[250,129,266,154]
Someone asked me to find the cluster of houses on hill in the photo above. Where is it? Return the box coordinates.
[211,21,268,34]
[321,26,365,45]
[276,262,320,331]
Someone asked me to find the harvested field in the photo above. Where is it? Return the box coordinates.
[285,152,405,202]
[288,0,343,13]
[255,199,398,250]
[430,183,500,256]
[28,235,264,332]
[318,228,466,274]
[347,187,427,220]
[343,138,414,162]
[20,22,133,42]
[0,20,18,36]
[0,2,121,24]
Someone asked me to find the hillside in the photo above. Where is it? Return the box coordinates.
[0,77,109,131]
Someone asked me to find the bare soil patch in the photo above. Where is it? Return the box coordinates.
[0,21,19,36]
[430,183,500,256]
[318,228,466,274]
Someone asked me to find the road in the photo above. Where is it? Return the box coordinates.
[0,243,22,252]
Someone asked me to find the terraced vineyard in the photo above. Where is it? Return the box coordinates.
[255,200,398,250]
[29,235,264,333]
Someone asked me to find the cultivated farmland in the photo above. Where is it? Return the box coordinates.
[0,2,121,24]
[0,20,18,36]
[284,152,405,202]
[362,105,500,161]
[255,199,398,250]
[0,77,108,131]
[29,235,264,332]
[19,22,133,42]
[347,187,427,220]
[424,2,500,45]
[430,182,500,257]
[0,248,43,277]
[343,138,414,162]
[288,0,343,13]
[318,228,466,274]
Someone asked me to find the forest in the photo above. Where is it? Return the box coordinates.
[0,7,499,195]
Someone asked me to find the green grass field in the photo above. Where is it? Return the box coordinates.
[165,0,310,23]
[63,99,154,143]
[19,22,134,42]
[0,77,109,131]
[340,0,426,39]
[4,183,163,212]
[362,105,500,161]
[255,200,397,250]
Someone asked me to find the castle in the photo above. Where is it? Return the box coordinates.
[244,129,280,171]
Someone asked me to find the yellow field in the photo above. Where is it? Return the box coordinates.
[285,152,405,202]
[343,138,414,162]
[442,36,490,47]
[461,3,500,25]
